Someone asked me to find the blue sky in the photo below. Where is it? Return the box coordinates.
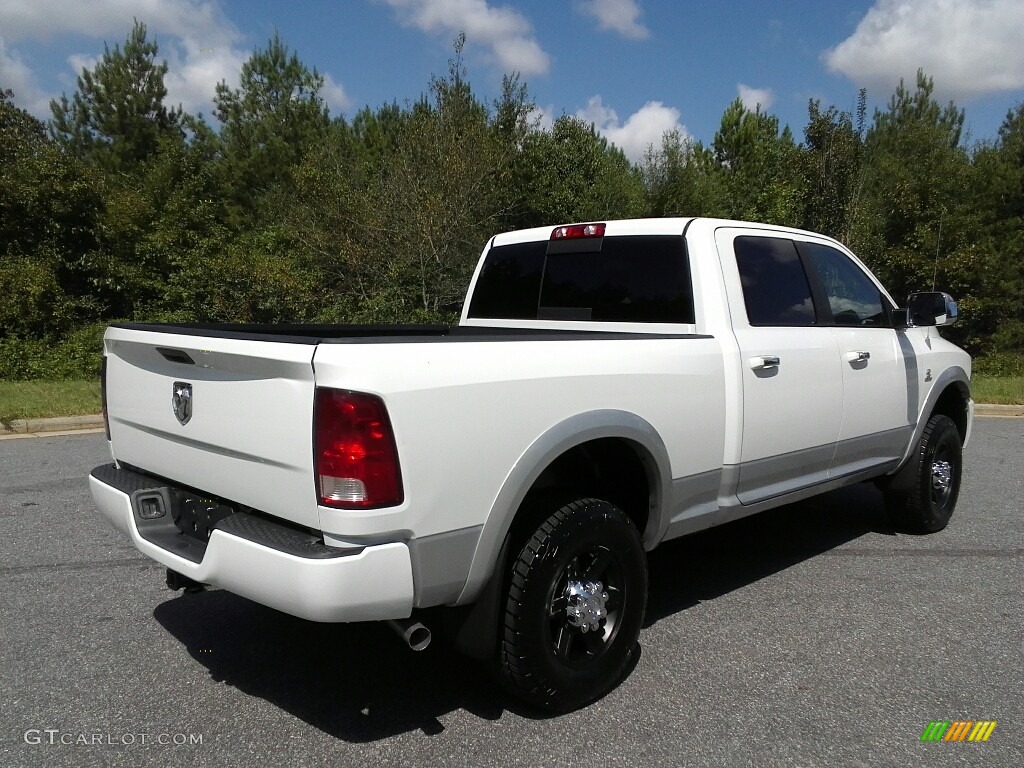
[3,0,1023,162]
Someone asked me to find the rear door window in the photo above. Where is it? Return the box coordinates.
[734,236,817,326]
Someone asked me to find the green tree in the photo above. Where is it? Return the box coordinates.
[711,99,805,224]
[164,225,319,324]
[801,90,866,240]
[214,32,331,223]
[970,103,1024,354]
[100,130,228,322]
[288,39,537,320]
[852,74,967,288]
[45,21,209,326]
[509,115,645,228]
[0,89,104,340]
[346,101,409,171]
[49,20,182,174]
[850,71,992,350]
[643,130,728,217]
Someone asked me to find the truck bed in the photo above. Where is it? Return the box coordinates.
[103,322,718,535]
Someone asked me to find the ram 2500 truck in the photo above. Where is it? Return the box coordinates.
[90,217,972,711]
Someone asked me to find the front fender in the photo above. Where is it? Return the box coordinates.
[886,366,971,491]
[897,364,966,468]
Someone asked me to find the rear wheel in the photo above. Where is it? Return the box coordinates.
[499,498,647,711]
[887,414,963,533]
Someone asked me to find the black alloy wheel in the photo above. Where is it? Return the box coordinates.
[499,497,647,711]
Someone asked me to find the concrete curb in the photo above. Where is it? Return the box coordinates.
[973,403,1024,418]
[2,403,1022,439]
[1,414,104,437]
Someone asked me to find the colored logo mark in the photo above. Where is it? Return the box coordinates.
[920,721,997,742]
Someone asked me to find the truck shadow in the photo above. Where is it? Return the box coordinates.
[153,592,506,741]
[645,480,893,624]
[153,481,893,741]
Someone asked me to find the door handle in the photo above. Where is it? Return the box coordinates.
[749,355,780,370]
[846,351,871,363]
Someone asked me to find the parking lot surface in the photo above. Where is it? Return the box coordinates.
[1,420,1020,767]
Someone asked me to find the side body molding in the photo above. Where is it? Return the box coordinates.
[454,409,673,605]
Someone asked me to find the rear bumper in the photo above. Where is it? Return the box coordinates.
[88,466,414,623]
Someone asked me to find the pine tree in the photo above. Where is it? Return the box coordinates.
[49,20,182,173]
[213,32,331,220]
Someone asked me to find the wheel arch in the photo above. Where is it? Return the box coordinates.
[885,365,971,492]
[907,366,972,459]
[455,410,672,606]
[931,376,971,444]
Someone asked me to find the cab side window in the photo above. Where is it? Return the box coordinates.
[734,236,817,326]
[801,243,886,327]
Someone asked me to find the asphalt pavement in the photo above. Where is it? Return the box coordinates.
[0,421,1021,768]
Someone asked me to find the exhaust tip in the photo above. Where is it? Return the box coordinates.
[386,618,431,651]
[406,624,431,652]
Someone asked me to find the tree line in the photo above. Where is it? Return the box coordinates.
[1,22,1022,379]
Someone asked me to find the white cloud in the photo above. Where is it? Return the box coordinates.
[66,53,99,77]
[576,0,650,40]
[824,0,1024,98]
[0,0,246,118]
[321,73,351,112]
[737,83,774,111]
[161,41,246,118]
[576,95,688,163]
[528,103,556,131]
[0,0,350,119]
[0,35,52,114]
[577,95,618,128]
[382,0,550,75]
[1,0,228,44]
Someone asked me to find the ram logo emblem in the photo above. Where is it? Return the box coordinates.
[172,382,193,425]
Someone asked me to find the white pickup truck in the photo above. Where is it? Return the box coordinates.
[90,217,972,710]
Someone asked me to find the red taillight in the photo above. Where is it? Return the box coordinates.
[100,356,110,440]
[314,389,403,509]
[551,222,606,240]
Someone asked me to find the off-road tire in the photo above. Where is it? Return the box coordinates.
[499,498,647,711]
[888,414,962,533]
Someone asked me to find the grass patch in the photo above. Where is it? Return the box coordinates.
[0,380,101,423]
[971,375,1024,405]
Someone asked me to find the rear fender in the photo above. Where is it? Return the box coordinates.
[454,409,672,606]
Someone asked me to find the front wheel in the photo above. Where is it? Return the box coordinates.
[499,497,647,712]
[887,414,963,533]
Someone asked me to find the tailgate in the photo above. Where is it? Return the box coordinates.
[103,326,319,529]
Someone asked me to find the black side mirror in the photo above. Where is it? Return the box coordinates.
[903,292,959,328]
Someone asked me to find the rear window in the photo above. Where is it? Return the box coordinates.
[467,235,694,323]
